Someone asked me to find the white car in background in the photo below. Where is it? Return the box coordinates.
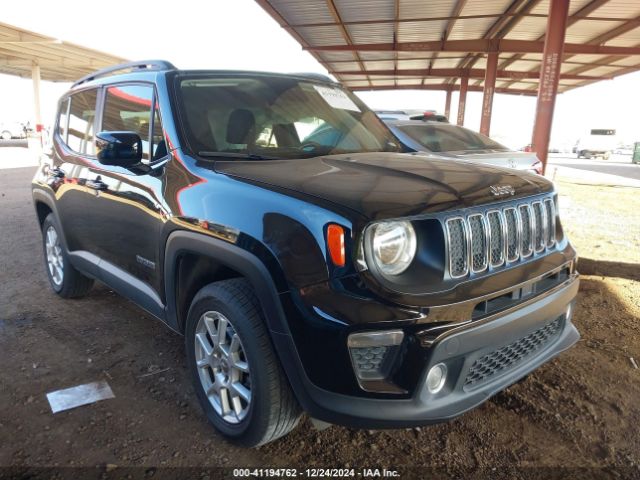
[0,121,28,140]
[384,119,543,175]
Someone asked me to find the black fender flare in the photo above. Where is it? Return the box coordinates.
[32,188,70,251]
[163,230,339,419]
[163,230,290,335]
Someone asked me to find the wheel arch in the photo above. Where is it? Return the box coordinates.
[164,231,290,336]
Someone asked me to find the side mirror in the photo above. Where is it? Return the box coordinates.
[96,131,143,167]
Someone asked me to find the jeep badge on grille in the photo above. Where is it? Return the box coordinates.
[489,185,515,197]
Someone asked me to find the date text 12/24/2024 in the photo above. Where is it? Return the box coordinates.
[233,468,400,478]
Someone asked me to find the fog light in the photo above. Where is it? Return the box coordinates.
[348,330,403,381]
[426,363,447,394]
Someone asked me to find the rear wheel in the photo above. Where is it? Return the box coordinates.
[41,214,94,298]
[603,151,611,160]
[185,278,301,447]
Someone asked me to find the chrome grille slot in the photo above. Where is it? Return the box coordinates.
[486,211,505,267]
[443,195,557,279]
[544,198,556,246]
[504,208,519,262]
[446,218,468,278]
[532,201,546,253]
[519,204,533,258]
[468,214,488,273]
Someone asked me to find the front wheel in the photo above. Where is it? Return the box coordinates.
[185,278,301,447]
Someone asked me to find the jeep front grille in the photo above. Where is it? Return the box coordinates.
[445,196,557,279]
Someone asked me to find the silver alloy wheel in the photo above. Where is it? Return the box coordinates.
[194,310,252,424]
[45,226,64,286]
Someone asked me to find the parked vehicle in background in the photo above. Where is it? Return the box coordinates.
[374,109,438,121]
[385,119,543,174]
[613,145,633,155]
[0,121,28,140]
[575,129,617,159]
[33,60,578,447]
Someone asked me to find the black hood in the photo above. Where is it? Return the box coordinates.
[215,152,553,220]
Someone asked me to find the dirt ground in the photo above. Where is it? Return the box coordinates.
[1,167,639,479]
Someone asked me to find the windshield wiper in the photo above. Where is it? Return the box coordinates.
[198,151,279,160]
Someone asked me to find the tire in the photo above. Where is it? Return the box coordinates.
[41,213,94,298]
[603,152,611,160]
[185,278,301,447]
[583,150,592,159]
[1,131,11,140]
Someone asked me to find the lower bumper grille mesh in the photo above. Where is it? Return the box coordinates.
[464,316,563,388]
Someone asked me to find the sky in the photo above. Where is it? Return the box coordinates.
[2,0,639,150]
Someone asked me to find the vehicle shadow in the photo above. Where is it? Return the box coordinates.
[578,257,640,282]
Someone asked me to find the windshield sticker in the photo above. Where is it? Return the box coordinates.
[313,85,360,112]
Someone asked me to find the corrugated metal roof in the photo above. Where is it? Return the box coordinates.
[256,0,640,95]
[0,22,127,82]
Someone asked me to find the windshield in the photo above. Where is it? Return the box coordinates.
[175,74,401,159]
[397,123,509,153]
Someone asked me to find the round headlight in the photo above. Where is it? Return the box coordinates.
[370,221,417,275]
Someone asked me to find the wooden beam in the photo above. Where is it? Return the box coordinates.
[349,82,540,96]
[334,67,608,80]
[306,39,640,55]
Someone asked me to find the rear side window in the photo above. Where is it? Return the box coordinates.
[67,90,98,155]
[101,84,165,163]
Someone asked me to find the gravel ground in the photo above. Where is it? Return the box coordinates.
[1,167,638,479]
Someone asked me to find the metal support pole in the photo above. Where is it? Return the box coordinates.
[479,52,498,136]
[31,62,43,134]
[531,0,570,174]
[457,77,468,126]
[444,89,452,119]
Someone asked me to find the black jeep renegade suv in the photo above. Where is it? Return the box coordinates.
[32,60,579,447]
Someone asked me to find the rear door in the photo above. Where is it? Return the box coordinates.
[51,88,100,262]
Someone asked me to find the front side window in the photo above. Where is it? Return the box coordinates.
[102,84,165,163]
[398,124,509,153]
[67,90,98,155]
[176,75,400,160]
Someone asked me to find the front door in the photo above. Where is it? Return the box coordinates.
[83,83,170,305]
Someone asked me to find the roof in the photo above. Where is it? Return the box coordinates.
[0,22,127,82]
[255,0,640,95]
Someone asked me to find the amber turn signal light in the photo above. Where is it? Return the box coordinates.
[327,224,346,267]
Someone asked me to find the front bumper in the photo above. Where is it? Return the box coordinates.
[278,272,579,428]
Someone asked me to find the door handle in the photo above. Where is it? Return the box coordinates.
[86,179,108,191]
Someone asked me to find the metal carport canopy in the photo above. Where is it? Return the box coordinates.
[0,21,127,131]
[255,0,640,171]
[254,0,640,95]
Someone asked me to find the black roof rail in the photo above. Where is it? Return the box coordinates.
[72,60,176,87]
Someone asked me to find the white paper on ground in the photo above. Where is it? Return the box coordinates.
[313,85,360,112]
[46,380,115,413]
